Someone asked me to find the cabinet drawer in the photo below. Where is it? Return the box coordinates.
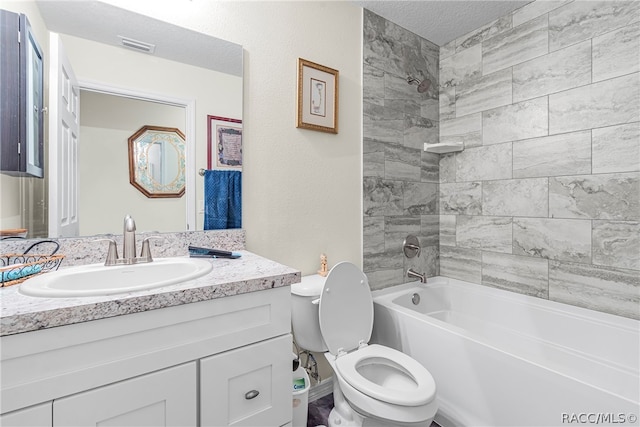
[201,334,292,427]
[53,362,196,426]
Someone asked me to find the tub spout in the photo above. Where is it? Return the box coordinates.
[407,268,427,283]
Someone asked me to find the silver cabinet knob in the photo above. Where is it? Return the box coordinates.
[244,390,259,400]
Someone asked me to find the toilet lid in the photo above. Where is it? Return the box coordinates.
[318,262,373,355]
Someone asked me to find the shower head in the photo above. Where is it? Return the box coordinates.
[406,75,431,93]
[416,79,431,93]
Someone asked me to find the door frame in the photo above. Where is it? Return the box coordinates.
[77,80,196,232]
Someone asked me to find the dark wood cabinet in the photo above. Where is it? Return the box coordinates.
[0,10,44,178]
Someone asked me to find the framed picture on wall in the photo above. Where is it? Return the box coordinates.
[207,115,242,169]
[296,58,339,134]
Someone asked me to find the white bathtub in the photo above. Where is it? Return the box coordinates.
[371,277,640,427]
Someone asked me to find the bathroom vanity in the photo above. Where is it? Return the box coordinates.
[0,251,299,427]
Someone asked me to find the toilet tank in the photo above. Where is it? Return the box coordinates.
[291,274,328,353]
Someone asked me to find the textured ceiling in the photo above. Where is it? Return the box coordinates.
[354,1,533,45]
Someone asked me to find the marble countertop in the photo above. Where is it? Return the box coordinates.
[0,251,300,337]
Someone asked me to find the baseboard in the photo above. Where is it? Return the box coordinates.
[308,377,333,402]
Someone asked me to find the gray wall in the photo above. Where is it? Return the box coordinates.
[362,9,440,289]
[438,0,639,319]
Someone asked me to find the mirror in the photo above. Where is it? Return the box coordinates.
[128,125,186,198]
[0,0,243,237]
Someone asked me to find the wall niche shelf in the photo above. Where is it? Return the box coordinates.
[423,141,464,154]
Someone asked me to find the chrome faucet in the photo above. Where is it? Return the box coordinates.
[407,268,427,283]
[100,215,156,266]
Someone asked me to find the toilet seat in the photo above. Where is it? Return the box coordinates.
[325,352,438,425]
[335,344,436,407]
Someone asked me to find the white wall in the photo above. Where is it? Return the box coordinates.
[0,178,22,229]
[102,0,364,274]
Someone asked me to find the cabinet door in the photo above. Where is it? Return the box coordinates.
[0,401,52,427]
[53,362,196,427]
[0,10,44,178]
[0,9,22,174]
[201,334,292,427]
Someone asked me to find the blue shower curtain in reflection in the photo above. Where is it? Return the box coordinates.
[204,170,241,229]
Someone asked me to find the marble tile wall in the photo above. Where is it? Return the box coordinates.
[438,0,640,320]
[363,9,440,289]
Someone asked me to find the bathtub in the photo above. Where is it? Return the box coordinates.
[371,277,639,427]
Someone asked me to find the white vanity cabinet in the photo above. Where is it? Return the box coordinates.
[0,286,293,427]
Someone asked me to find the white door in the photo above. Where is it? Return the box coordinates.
[48,32,79,237]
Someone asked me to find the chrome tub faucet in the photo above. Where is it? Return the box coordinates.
[407,268,427,284]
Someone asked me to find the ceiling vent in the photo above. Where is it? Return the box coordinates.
[118,36,156,54]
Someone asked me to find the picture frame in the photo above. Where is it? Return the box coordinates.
[207,115,243,169]
[296,58,339,134]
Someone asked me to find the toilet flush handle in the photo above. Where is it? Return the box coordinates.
[311,288,329,305]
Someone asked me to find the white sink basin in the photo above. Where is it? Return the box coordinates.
[19,257,213,298]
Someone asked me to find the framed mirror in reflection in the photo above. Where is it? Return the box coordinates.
[128,125,186,198]
[0,1,243,238]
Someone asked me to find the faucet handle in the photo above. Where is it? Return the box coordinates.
[140,236,162,263]
[94,238,119,266]
[403,235,421,258]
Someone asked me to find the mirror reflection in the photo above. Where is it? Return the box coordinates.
[79,91,187,236]
[0,1,243,238]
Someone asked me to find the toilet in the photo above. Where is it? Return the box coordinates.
[291,262,437,427]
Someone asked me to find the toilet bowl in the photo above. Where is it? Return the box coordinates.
[326,344,437,426]
[291,262,437,427]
